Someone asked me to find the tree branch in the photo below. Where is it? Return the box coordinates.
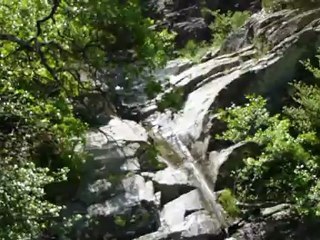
[36,0,60,36]
[0,33,33,51]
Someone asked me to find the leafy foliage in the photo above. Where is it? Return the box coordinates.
[0,162,67,240]
[0,0,170,238]
[145,80,163,99]
[157,87,185,112]
[178,10,251,61]
[0,77,85,239]
[179,40,212,62]
[217,52,320,216]
[218,189,240,218]
[210,10,251,47]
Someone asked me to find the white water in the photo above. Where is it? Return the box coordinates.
[150,126,228,228]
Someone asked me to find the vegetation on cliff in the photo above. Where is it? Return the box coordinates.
[1,0,320,238]
[217,52,320,217]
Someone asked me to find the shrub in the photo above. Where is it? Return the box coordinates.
[179,40,211,62]
[210,10,251,47]
[157,87,185,112]
[0,0,172,238]
[217,51,320,216]
[145,80,163,99]
[218,189,240,218]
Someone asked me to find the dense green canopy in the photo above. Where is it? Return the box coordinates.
[0,0,170,238]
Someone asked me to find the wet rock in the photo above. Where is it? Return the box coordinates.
[178,210,222,239]
[155,58,194,79]
[229,213,320,240]
[72,7,320,240]
[120,157,141,172]
[87,118,148,144]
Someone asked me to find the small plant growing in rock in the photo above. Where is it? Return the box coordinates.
[114,215,127,227]
[253,35,271,59]
[179,40,212,63]
[145,80,163,99]
[157,87,185,112]
[216,50,320,217]
[218,189,240,218]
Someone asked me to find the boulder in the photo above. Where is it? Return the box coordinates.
[153,167,197,205]
[88,174,156,217]
[155,58,194,79]
[178,210,222,239]
[208,142,260,190]
[214,0,261,13]
[145,0,261,46]
[65,118,167,239]
[173,18,211,47]
[86,118,148,145]
[229,208,320,240]
[160,189,204,228]
[136,210,223,240]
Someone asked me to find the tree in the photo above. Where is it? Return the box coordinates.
[217,51,320,216]
[0,0,170,238]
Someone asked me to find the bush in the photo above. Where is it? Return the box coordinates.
[179,11,251,61]
[0,0,172,238]
[0,78,86,239]
[210,10,251,47]
[179,40,211,62]
[218,189,240,218]
[157,87,185,112]
[217,51,320,216]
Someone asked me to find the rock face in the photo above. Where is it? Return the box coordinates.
[73,7,320,240]
[146,8,320,147]
[229,205,320,240]
[67,117,222,239]
[145,0,260,46]
[139,7,320,240]
[69,118,162,239]
[149,0,211,46]
[153,167,197,204]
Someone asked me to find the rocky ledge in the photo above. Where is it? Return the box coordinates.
[67,7,320,240]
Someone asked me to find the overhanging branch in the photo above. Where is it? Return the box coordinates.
[0,33,33,50]
[36,0,60,36]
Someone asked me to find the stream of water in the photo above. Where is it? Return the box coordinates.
[150,126,228,228]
